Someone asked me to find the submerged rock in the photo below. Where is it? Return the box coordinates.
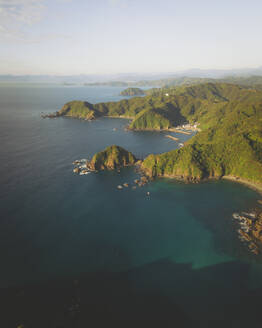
[73,167,80,174]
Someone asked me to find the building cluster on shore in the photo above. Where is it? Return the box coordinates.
[173,122,199,132]
[232,206,262,255]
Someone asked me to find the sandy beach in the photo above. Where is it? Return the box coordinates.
[223,176,262,195]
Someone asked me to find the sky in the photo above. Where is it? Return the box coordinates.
[0,0,262,75]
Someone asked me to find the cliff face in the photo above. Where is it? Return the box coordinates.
[87,145,137,171]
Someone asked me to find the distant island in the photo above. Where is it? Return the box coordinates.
[44,82,262,191]
[120,88,145,96]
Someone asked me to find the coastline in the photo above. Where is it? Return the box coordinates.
[140,166,262,195]
[105,115,133,119]
[222,176,262,195]
[42,110,199,135]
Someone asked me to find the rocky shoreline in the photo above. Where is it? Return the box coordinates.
[223,176,262,194]
[72,152,262,196]
[72,156,151,193]
[232,205,262,255]
[71,146,262,256]
[73,159,91,175]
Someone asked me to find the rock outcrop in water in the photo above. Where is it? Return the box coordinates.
[233,207,262,255]
[86,145,137,171]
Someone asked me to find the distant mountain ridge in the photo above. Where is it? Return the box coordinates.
[2,66,262,84]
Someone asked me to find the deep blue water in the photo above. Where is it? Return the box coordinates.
[1,83,262,326]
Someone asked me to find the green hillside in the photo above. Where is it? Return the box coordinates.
[120,88,145,96]
[56,83,262,132]
[56,82,262,186]
[58,101,102,120]
[87,145,137,170]
[141,85,262,185]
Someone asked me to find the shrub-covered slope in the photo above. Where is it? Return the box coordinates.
[58,83,262,185]
[142,87,262,184]
[87,145,137,171]
[56,82,262,128]
[58,101,102,120]
[120,88,145,96]
[58,82,255,129]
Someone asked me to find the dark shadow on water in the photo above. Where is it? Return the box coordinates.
[1,258,262,328]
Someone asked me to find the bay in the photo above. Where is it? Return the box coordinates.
[0,84,262,326]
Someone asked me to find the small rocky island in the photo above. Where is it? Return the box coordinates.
[120,88,145,96]
[86,145,137,171]
[72,145,152,192]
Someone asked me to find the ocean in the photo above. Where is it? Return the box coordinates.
[1,83,262,327]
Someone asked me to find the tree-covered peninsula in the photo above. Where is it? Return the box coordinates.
[141,85,262,187]
[120,88,145,96]
[49,82,262,131]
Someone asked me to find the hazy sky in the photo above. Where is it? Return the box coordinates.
[1,0,262,75]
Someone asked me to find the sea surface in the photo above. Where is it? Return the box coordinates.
[1,83,262,326]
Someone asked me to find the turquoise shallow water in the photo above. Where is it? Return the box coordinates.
[1,84,262,326]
